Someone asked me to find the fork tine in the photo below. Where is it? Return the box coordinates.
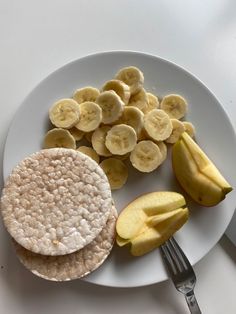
[165,239,185,273]
[170,237,194,275]
[160,243,178,276]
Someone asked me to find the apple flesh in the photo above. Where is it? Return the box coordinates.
[116,191,186,240]
[131,208,188,256]
[172,132,232,206]
[116,191,189,256]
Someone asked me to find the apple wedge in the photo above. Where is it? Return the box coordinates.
[116,191,189,256]
[116,235,130,247]
[116,191,186,240]
[131,207,188,256]
[172,132,232,206]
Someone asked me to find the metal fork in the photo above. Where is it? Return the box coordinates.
[160,237,202,314]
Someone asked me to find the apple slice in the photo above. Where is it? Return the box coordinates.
[116,191,189,256]
[116,191,186,240]
[130,207,188,256]
[116,235,130,247]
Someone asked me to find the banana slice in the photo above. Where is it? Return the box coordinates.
[113,153,130,161]
[73,87,100,104]
[105,124,137,155]
[156,141,167,164]
[100,158,128,190]
[75,101,102,132]
[115,66,144,95]
[137,128,149,141]
[116,106,144,136]
[183,121,195,138]
[130,140,162,173]
[102,79,131,105]
[68,127,84,141]
[85,131,93,143]
[160,94,188,119]
[44,128,76,149]
[128,88,148,113]
[165,119,185,144]
[96,91,124,124]
[146,93,160,112]
[77,146,100,163]
[91,126,112,157]
[49,99,80,129]
[143,109,173,141]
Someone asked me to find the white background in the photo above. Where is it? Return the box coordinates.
[0,1,236,313]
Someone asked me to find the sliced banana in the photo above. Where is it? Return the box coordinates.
[115,66,144,95]
[75,101,102,132]
[146,93,160,112]
[128,88,148,113]
[91,126,112,157]
[155,141,167,164]
[85,131,93,143]
[44,128,76,149]
[130,140,162,173]
[137,128,149,141]
[105,124,137,155]
[143,109,173,141]
[96,91,124,124]
[160,94,188,119]
[68,127,84,141]
[73,87,100,104]
[165,119,185,144]
[113,153,130,161]
[116,106,144,136]
[77,146,100,163]
[49,99,80,129]
[102,79,130,105]
[183,121,195,138]
[100,158,128,190]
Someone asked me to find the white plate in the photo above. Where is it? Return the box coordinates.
[3,51,236,288]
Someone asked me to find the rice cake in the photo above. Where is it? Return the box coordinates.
[13,206,117,281]
[1,148,112,256]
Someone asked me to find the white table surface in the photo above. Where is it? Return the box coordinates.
[0,1,236,313]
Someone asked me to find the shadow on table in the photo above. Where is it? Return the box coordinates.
[219,235,236,263]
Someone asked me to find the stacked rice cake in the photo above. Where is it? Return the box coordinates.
[0,148,117,281]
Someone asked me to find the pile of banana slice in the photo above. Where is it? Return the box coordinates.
[43,66,195,190]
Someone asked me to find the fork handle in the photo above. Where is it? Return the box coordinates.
[185,290,202,314]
